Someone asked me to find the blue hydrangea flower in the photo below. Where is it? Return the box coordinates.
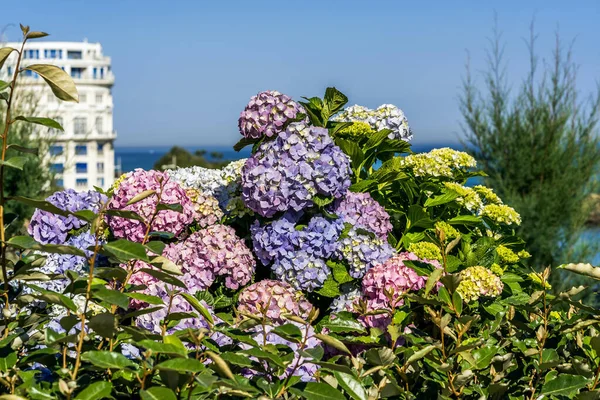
[336,227,395,278]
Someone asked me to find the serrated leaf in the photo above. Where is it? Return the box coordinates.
[24,64,78,102]
[14,116,63,131]
[424,191,460,207]
[74,381,112,400]
[558,263,600,280]
[316,276,341,297]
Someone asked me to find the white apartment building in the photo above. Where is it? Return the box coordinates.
[3,41,116,190]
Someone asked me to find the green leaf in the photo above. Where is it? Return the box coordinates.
[24,64,78,102]
[404,344,441,366]
[205,351,235,379]
[407,205,433,230]
[447,215,481,226]
[0,157,28,170]
[289,382,346,400]
[541,374,589,396]
[424,191,460,207]
[80,351,136,369]
[102,239,149,262]
[156,203,183,213]
[92,286,130,309]
[126,189,156,205]
[7,236,86,257]
[425,268,444,296]
[364,347,395,366]
[333,371,368,400]
[335,138,364,171]
[27,284,77,312]
[150,255,182,275]
[452,291,463,315]
[315,333,351,355]
[74,381,112,400]
[145,241,166,255]
[180,292,213,325]
[472,345,499,369]
[105,209,145,222]
[364,129,392,150]
[233,137,259,152]
[88,313,117,338]
[329,261,353,284]
[0,81,9,92]
[323,87,348,118]
[272,323,303,342]
[126,292,164,305]
[155,358,204,373]
[14,116,63,131]
[0,48,15,70]
[0,352,17,372]
[316,276,341,297]
[138,339,187,357]
[219,352,254,367]
[7,144,39,156]
[140,268,186,289]
[140,387,177,400]
[349,180,377,193]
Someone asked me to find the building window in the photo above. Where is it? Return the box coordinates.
[80,94,87,103]
[95,117,102,133]
[76,163,87,173]
[67,50,82,60]
[24,70,38,79]
[76,178,88,187]
[97,143,104,154]
[49,145,63,156]
[7,67,11,76]
[75,145,87,155]
[74,117,86,135]
[51,163,64,173]
[95,93,103,104]
[71,67,84,79]
[97,177,105,187]
[44,49,60,59]
[55,178,64,188]
[24,49,39,59]
[50,116,64,135]
[97,162,104,173]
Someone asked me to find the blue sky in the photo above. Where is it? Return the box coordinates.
[3,0,600,147]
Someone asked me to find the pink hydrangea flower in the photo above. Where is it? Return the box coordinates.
[107,169,194,242]
[237,280,313,324]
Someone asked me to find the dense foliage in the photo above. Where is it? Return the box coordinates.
[153,146,227,171]
[460,25,600,280]
[1,26,600,400]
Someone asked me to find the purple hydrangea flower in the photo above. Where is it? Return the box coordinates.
[238,90,305,139]
[331,191,392,240]
[335,227,395,278]
[106,169,194,243]
[242,122,351,217]
[237,280,313,324]
[28,189,106,244]
[251,213,343,291]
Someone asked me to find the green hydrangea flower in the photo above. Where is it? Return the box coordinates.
[443,182,483,212]
[109,173,128,196]
[490,263,504,276]
[473,185,503,205]
[399,148,476,178]
[528,272,552,289]
[335,121,374,140]
[456,266,504,303]
[496,245,519,264]
[518,250,531,259]
[435,221,459,240]
[407,241,442,261]
[481,204,521,225]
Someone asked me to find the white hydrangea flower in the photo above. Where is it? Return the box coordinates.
[333,104,412,141]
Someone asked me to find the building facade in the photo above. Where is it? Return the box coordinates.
[3,41,116,190]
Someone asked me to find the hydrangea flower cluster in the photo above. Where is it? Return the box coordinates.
[251,214,342,291]
[496,245,519,264]
[473,185,503,205]
[28,189,106,245]
[333,104,412,141]
[435,221,460,240]
[34,232,99,293]
[238,90,305,139]
[358,253,428,329]
[169,225,255,291]
[334,121,374,140]
[443,182,484,212]
[335,227,394,279]
[481,204,522,225]
[241,122,351,217]
[185,188,223,228]
[106,169,194,242]
[237,280,313,324]
[456,266,504,303]
[331,191,392,240]
[168,159,250,217]
[407,241,442,262]
[398,148,476,178]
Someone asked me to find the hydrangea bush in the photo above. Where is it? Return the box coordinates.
[3,29,600,399]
